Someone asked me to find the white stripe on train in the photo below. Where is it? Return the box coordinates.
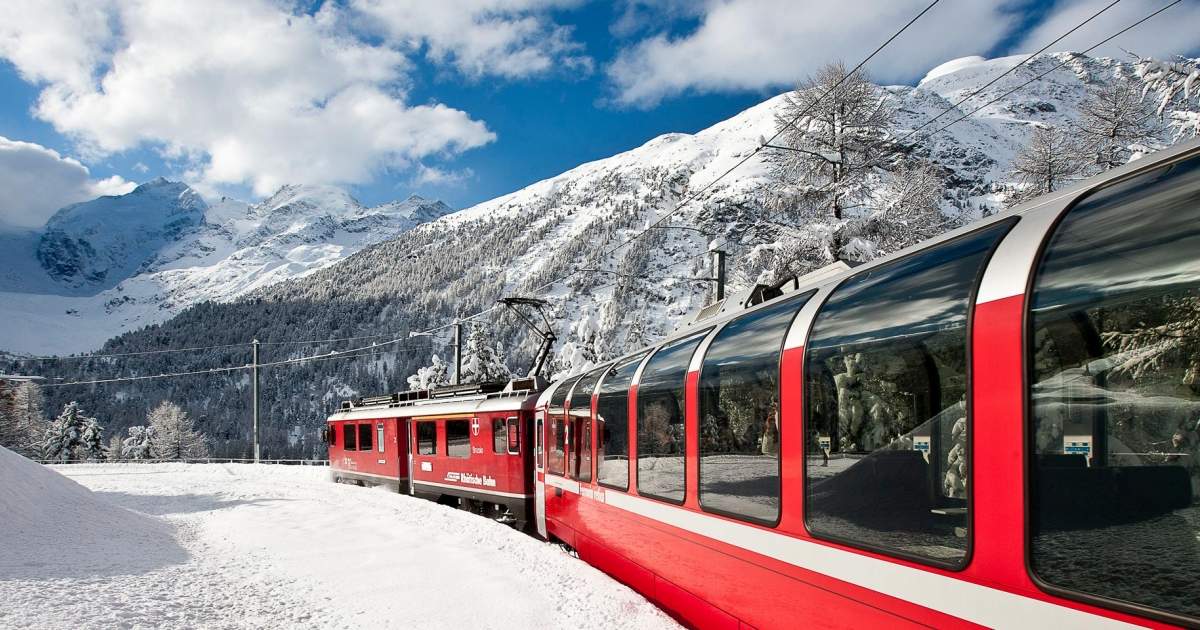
[543,474,1139,630]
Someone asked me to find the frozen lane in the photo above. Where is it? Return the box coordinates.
[8,463,677,630]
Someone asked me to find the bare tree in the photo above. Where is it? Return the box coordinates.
[148,401,209,460]
[772,60,895,257]
[1009,125,1088,206]
[857,159,949,254]
[1076,79,1160,171]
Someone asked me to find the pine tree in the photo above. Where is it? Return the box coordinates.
[148,401,209,460]
[43,401,95,463]
[79,415,105,461]
[121,425,157,460]
[461,325,511,384]
[1075,79,1160,171]
[1009,125,1088,206]
[406,354,451,390]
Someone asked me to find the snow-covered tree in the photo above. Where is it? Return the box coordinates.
[79,415,105,461]
[1133,55,1200,140]
[1008,125,1088,206]
[0,383,15,451]
[772,61,896,257]
[857,159,949,254]
[0,381,47,457]
[107,435,124,461]
[121,425,157,460]
[1075,79,1160,171]
[43,401,97,463]
[406,354,451,390]
[461,325,511,384]
[148,401,209,460]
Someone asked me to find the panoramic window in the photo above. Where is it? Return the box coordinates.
[568,368,606,483]
[343,424,357,451]
[1029,156,1200,620]
[699,292,811,523]
[804,222,1010,566]
[596,354,647,490]
[446,420,470,458]
[547,377,579,476]
[417,421,436,455]
[638,332,708,503]
[357,423,373,452]
[493,418,508,454]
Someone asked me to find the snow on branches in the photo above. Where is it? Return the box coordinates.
[406,354,451,390]
[147,401,209,460]
[43,401,104,462]
[1134,55,1200,140]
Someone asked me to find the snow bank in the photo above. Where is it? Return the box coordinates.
[0,446,185,579]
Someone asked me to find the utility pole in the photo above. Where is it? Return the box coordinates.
[452,322,463,385]
[711,249,727,303]
[251,338,260,463]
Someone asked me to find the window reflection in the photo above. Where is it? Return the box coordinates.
[804,222,1010,565]
[638,332,708,503]
[1030,155,1200,620]
[699,292,812,523]
[547,376,579,476]
[596,354,646,490]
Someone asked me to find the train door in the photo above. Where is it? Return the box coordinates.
[534,410,546,538]
[396,418,413,494]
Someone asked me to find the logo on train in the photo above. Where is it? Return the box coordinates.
[444,471,497,487]
[471,418,480,436]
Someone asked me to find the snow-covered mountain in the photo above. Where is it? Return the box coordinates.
[0,181,451,354]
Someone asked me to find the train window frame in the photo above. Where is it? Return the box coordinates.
[377,423,385,453]
[343,423,357,451]
[596,352,650,492]
[800,219,1015,572]
[547,376,580,477]
[636,329,711,506]
[357,423,373,452]
[446,419,471,459]
[492,417,507,454]
[1022,155,1200,627]
[417,421,436,456]
[568,367,609,484]
[506,417,520,455]
[697,291,814,527]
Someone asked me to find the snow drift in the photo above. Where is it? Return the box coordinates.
[0,446,185,579]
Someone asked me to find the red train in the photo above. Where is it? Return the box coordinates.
[331,138,1200,628]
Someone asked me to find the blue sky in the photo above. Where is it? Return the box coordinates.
[0,0,1197,228]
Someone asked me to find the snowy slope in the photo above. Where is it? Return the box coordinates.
[0,183,451,354]
[0,459,678,630]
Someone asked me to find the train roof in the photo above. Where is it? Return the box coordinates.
[537,137,1200,408]
[327,377,545,422]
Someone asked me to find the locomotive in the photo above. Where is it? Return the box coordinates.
[330,137,1200,628]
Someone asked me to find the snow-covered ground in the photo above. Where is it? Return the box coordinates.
[0,449,677,629]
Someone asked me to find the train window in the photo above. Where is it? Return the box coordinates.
[446,420,470,458]
[569,368,607,483]
[506,417,520,455]
[1029,155,1200,621]
[493,418,507,454]
[377,423,385,453]
[417,421,436,455]
[638,331,708,503]
[343,423,357,450]
[358,423,373,451]
[548,377,580,477]
[699,292,812,524]
[804,222,1011,567]
[596,354,646,491]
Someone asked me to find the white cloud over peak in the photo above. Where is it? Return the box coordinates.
[351,0,592,79]
[607,0,1025,107]
[0,0,502,196]
[0,136,135,230]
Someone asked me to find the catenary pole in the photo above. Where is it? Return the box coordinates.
[252,338,260,462]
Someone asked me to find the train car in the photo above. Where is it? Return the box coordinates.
[327,379,542,530]
[534,137,1200,628]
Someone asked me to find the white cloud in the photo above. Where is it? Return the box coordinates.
[1014,0,1200,60]
[606,0,1028,106]
[0,136,135,230]
[408,164,475,188]
[350,0,592,79]
[0,0,499,196]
